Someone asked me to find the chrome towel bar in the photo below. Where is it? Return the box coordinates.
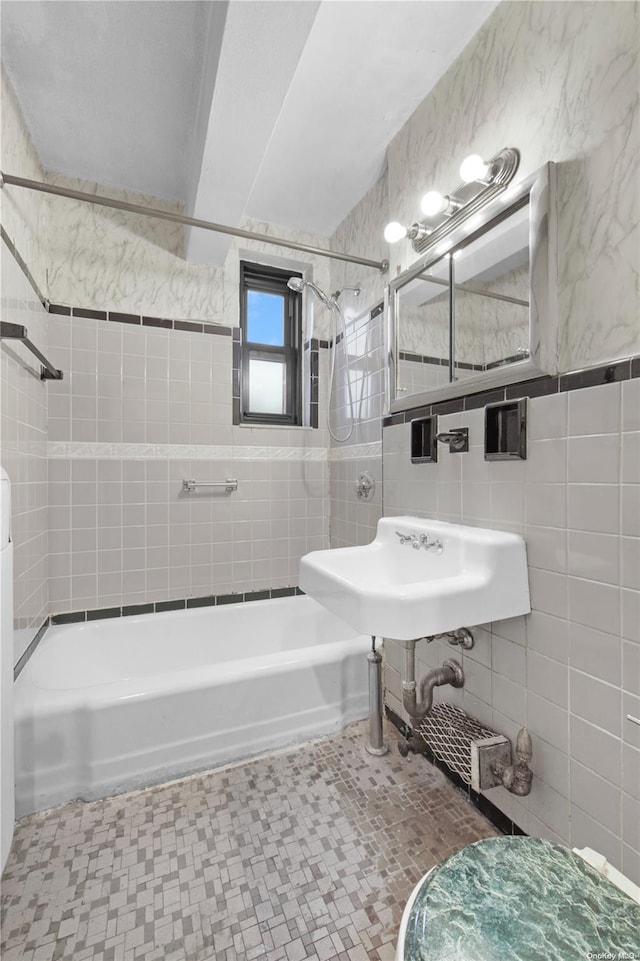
[182,479,238,493]
[0,321,63,380]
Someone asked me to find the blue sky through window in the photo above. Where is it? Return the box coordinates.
[247,291,284,345]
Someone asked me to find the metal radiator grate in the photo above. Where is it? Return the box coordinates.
[417,703,499,785]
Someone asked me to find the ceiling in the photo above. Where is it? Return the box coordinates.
[1,0,499,266]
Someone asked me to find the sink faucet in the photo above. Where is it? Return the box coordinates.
[395,530,443,553]
[419,533,444,553]
[395,531,414,545]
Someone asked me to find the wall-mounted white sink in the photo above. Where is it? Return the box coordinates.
[299,516,530,640]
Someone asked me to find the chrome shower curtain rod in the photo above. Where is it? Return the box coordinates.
[0,172,388,273]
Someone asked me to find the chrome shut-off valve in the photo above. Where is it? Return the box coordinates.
[491,727,533,796]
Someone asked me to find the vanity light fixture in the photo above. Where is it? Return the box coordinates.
[384,146,520,254]
[420,190,462,218]
[383,221,431,244]
[459,153,491,183]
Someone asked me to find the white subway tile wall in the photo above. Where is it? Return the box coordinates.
[382,376,640,881]
[46,314,329,611]
[0,249,49,661]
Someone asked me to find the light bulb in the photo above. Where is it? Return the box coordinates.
[383,221,408,244]
[459,154,490,183]
[420,190,447,217]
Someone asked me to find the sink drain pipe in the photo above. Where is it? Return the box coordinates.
[402,639,464,721]
[366,637,388,755]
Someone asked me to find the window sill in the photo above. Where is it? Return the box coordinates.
[238,422,316,431]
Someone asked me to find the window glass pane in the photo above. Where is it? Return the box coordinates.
[247,290,285,345]
[248,357,286,414]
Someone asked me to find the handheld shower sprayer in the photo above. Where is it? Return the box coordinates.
[288,276,355,442]
[286,276,333,309]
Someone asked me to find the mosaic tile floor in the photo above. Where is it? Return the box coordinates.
[1,720,498,961]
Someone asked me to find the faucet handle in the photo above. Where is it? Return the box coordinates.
[418,533,444,553]
[515,727,533,764]
[395,530,413,544]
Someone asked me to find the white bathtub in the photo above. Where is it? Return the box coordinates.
[14,595,370,815]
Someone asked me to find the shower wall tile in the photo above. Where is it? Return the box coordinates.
[328,452,382,551]
[325,307,386,551]
[46,314,330,612]
[48,453,329,612]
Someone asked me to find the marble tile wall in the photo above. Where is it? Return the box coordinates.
[44,180,335,339]
[385,0,639,373]
[329,169,389,321]
[0,245,49,665]
[398,357,449,395]
[43,173,225,324]
[0,67,48,299]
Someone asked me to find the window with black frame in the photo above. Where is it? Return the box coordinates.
[239,262,302,425]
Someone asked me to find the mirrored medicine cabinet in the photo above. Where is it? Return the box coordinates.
[386,163,558,413]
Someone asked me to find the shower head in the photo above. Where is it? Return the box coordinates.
[287,277,334,309]
[288,277,355,442]
[331,286,361,301]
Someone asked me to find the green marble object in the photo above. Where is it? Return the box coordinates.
[404,836,640,961]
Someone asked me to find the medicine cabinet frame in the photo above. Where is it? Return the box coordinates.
[386,162,558,414]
